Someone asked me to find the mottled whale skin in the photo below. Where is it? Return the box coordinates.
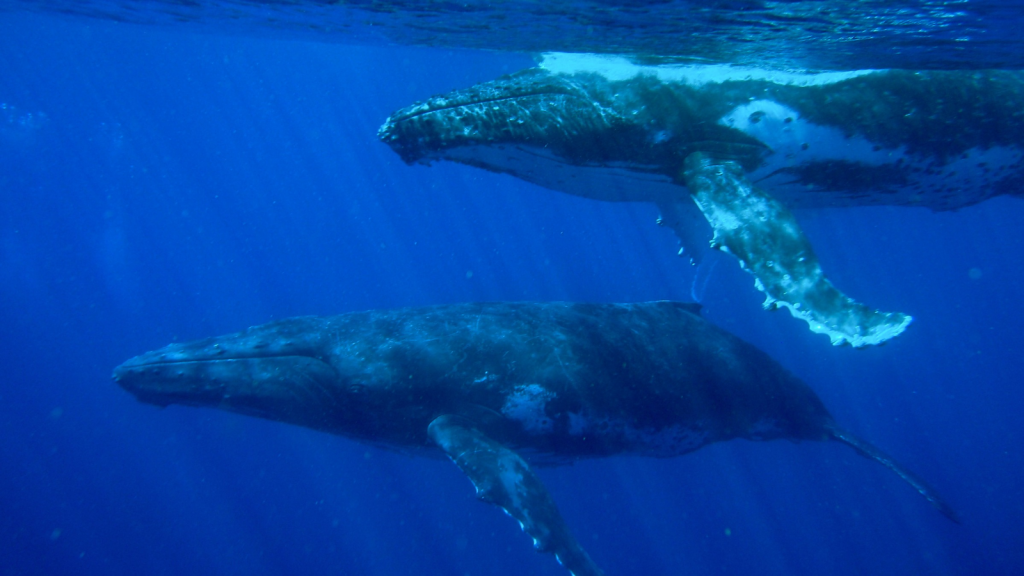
[379,54,1024,348]
[114,301,958,576]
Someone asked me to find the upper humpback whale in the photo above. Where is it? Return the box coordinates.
[114,300,958,576]
[378,54,1024,347]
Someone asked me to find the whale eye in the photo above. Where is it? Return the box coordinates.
[748,110,766,124]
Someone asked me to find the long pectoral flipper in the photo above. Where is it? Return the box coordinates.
[428,415,604,576]
[829,426,960,523]
[681,152,912,347]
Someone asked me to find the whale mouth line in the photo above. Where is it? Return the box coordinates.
[116,353,331,373]
[154,353,314,363]
[112,353,342,411]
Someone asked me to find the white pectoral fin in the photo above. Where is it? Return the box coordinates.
[427,415,605,576]
[681,152,912,347]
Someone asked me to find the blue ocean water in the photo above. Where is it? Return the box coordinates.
[0,6,1022,576]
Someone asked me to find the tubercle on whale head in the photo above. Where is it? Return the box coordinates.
[111,317,347,427]
[382,68,586,126]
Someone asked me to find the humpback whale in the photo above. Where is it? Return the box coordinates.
[114,301,958,576]
[378,54,1024,347]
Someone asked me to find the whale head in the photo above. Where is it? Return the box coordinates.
[378,67,770,202]
[378,68,635,164]
[113,317,347,428]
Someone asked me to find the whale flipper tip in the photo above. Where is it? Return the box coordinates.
[428,415,606,576]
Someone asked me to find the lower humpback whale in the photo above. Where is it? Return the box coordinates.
[114,301,958,576]
[379,54,1024,347]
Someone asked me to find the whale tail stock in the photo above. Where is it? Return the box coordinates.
[828,425,960,523]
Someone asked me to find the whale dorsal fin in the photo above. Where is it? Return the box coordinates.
[428,415,605,576]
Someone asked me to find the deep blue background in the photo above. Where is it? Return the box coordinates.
[1,11,1022,576]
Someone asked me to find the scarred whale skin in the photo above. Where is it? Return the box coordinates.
[381,55,1024,212]
[378,55,1024,348]
[114,301,958,576]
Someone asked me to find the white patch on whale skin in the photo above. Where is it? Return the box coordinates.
[540,53,880,87]
[720,99,1024,209]
[502,384,556,434]
[721,99,902,169]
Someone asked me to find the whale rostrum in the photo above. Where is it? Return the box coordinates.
[379,54,1024,346]
[114,301,959,576]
